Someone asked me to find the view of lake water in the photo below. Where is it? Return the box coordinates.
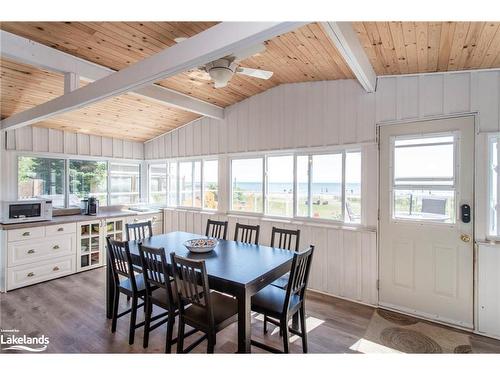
[234,182,361,194]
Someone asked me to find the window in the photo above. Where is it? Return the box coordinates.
[109,163,140,205]
[69,160,108,207]
[179,161,201,207]
[392,135,455,223]
[489,135,499,237]
[149,164,167,205]
[167,162,178,207]
[266,155,293,217]
[203,160,218,210]
[231,158,263,213]
[345,151,361,223]
[18,156,65,208]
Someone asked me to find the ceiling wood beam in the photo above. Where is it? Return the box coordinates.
[0,29,224,120]
[64,72,79,93]
[0,22,305,131]
[320,22,377,92]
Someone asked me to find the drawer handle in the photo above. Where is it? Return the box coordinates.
[27,249,36,254]
[53,266,60,272]
[57,227,64,232]
[22,232,30,237]
[53,245,60,250]
[27,272,35,277]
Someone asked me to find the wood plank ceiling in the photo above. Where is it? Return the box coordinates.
[352,22,500,75]
[0,22,354,141]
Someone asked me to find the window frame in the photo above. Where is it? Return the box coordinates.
[487,133,500,239]
[16,152,142,209]
[228,148,362,225]
[389,131,459,225]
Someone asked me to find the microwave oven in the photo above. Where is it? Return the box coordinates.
[1,199,53,224]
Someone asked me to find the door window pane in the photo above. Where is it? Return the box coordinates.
[179,161,193,206]
[109,163,140,205]
[393,189,455,223]
[345,151,361,223]
[267,155,293,217]
[311,154,342,220]
[489,137,498,236]
[203,160,218,210]
[168,162,178,206]
[296,155,309,217]
[149,164,167,205]
[231,158,263,213]
[69,160,108,207]
[18,157,65,208]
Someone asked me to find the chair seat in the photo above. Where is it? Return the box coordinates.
[150,283,179,310]
[251,285,301,317]
[119,274,146,293]
[183,291,238,329]
[270,273,289,290]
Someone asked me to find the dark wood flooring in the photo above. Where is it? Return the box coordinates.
[1,267,499,354]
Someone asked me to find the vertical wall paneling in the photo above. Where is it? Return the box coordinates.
[226,106,238,153]
[247,95,259,151]
[48,129,64,154]
[5,131,16,150]
[133,141,143,160]
[201,118,211,155]
[178,126,186,157]
[32,127,49,152]
[376,77,397,123]
[164,133,172,158]
[419,74,444,117]
[237,99,249,152]
[471,71,500,132]
[443,73,471,114]
[63,131,77,155]
[171,131,179,157]
[123,140,134,159]
[77,134,90,155]
[185,123,193,157]
[89,135,102,156]
[270,85,284,150]
[324,81,340,145]
[112,138,123,158]
[396,76,419,120]
[209,118,219,155]
[101,137,113,158]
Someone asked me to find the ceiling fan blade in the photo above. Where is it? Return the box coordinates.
[236,67,273,80]
[231,43,266,62]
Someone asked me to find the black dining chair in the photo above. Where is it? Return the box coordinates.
[106,236,147,345]
[126,220,153,241]
[170,253,238,353]
[205,219,228,240]
[234,223,260,245]
[269,227,301,289]
[138,243,197,353]
[250,245,315,353]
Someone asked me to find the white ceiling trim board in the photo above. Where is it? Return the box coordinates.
[320,22,377,93]
[0,30,224,120]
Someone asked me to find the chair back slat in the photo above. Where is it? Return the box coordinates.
[271,227,300,252]
[170,253,213,325]
[283,246,314,313]
[205,219,228,240]
[138,244,177,310]
[234,223,260,245]
[106,237,136,289]
[126,221,153,241]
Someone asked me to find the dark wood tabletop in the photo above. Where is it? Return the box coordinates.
[105,231,294,353]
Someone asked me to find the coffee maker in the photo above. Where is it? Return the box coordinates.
[81,197,99,216]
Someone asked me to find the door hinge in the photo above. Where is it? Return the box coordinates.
[376,279,380,290]
[377,209,380,221]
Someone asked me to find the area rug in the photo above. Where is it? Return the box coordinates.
[351,309,472,354]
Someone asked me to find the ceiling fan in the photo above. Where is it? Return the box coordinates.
[174,38,274,88]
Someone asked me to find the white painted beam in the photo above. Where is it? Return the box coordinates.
[0,30,224,119]
[64,72,79,93]
[1,23,304,131]
[321,22,377,93]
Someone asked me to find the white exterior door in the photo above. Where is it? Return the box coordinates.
[379,116,474,328]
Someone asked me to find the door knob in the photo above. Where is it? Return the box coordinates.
[460,234,471,243]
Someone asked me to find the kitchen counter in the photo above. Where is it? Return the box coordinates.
[0,209,162,230]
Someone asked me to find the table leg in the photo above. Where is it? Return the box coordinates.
[106,260,114,319]
[237,290,251,353]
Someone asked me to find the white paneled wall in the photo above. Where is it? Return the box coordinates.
[145,80,377,158]
[5,126,144,160]
[163,209,378,306]
[375,71,500,132]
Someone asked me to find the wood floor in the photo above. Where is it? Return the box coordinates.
[1,267,499,354]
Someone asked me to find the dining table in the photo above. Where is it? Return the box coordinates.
[105,231,294,353]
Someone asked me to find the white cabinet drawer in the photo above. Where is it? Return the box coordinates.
[7,226,45,242]
[45,223,76,236]
[7,255,75,291]
[8,234,76,267]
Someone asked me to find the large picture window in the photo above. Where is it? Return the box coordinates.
[18,156,141,209]
[149,164,167,205]
[231,158,264,213]
[203,160,218,210]
[266,155,294,217]
[18,156,65,208]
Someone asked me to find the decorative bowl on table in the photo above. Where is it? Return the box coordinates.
[183,238,218,253]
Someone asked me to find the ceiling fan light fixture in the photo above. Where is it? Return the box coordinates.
[208,67,233,88]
